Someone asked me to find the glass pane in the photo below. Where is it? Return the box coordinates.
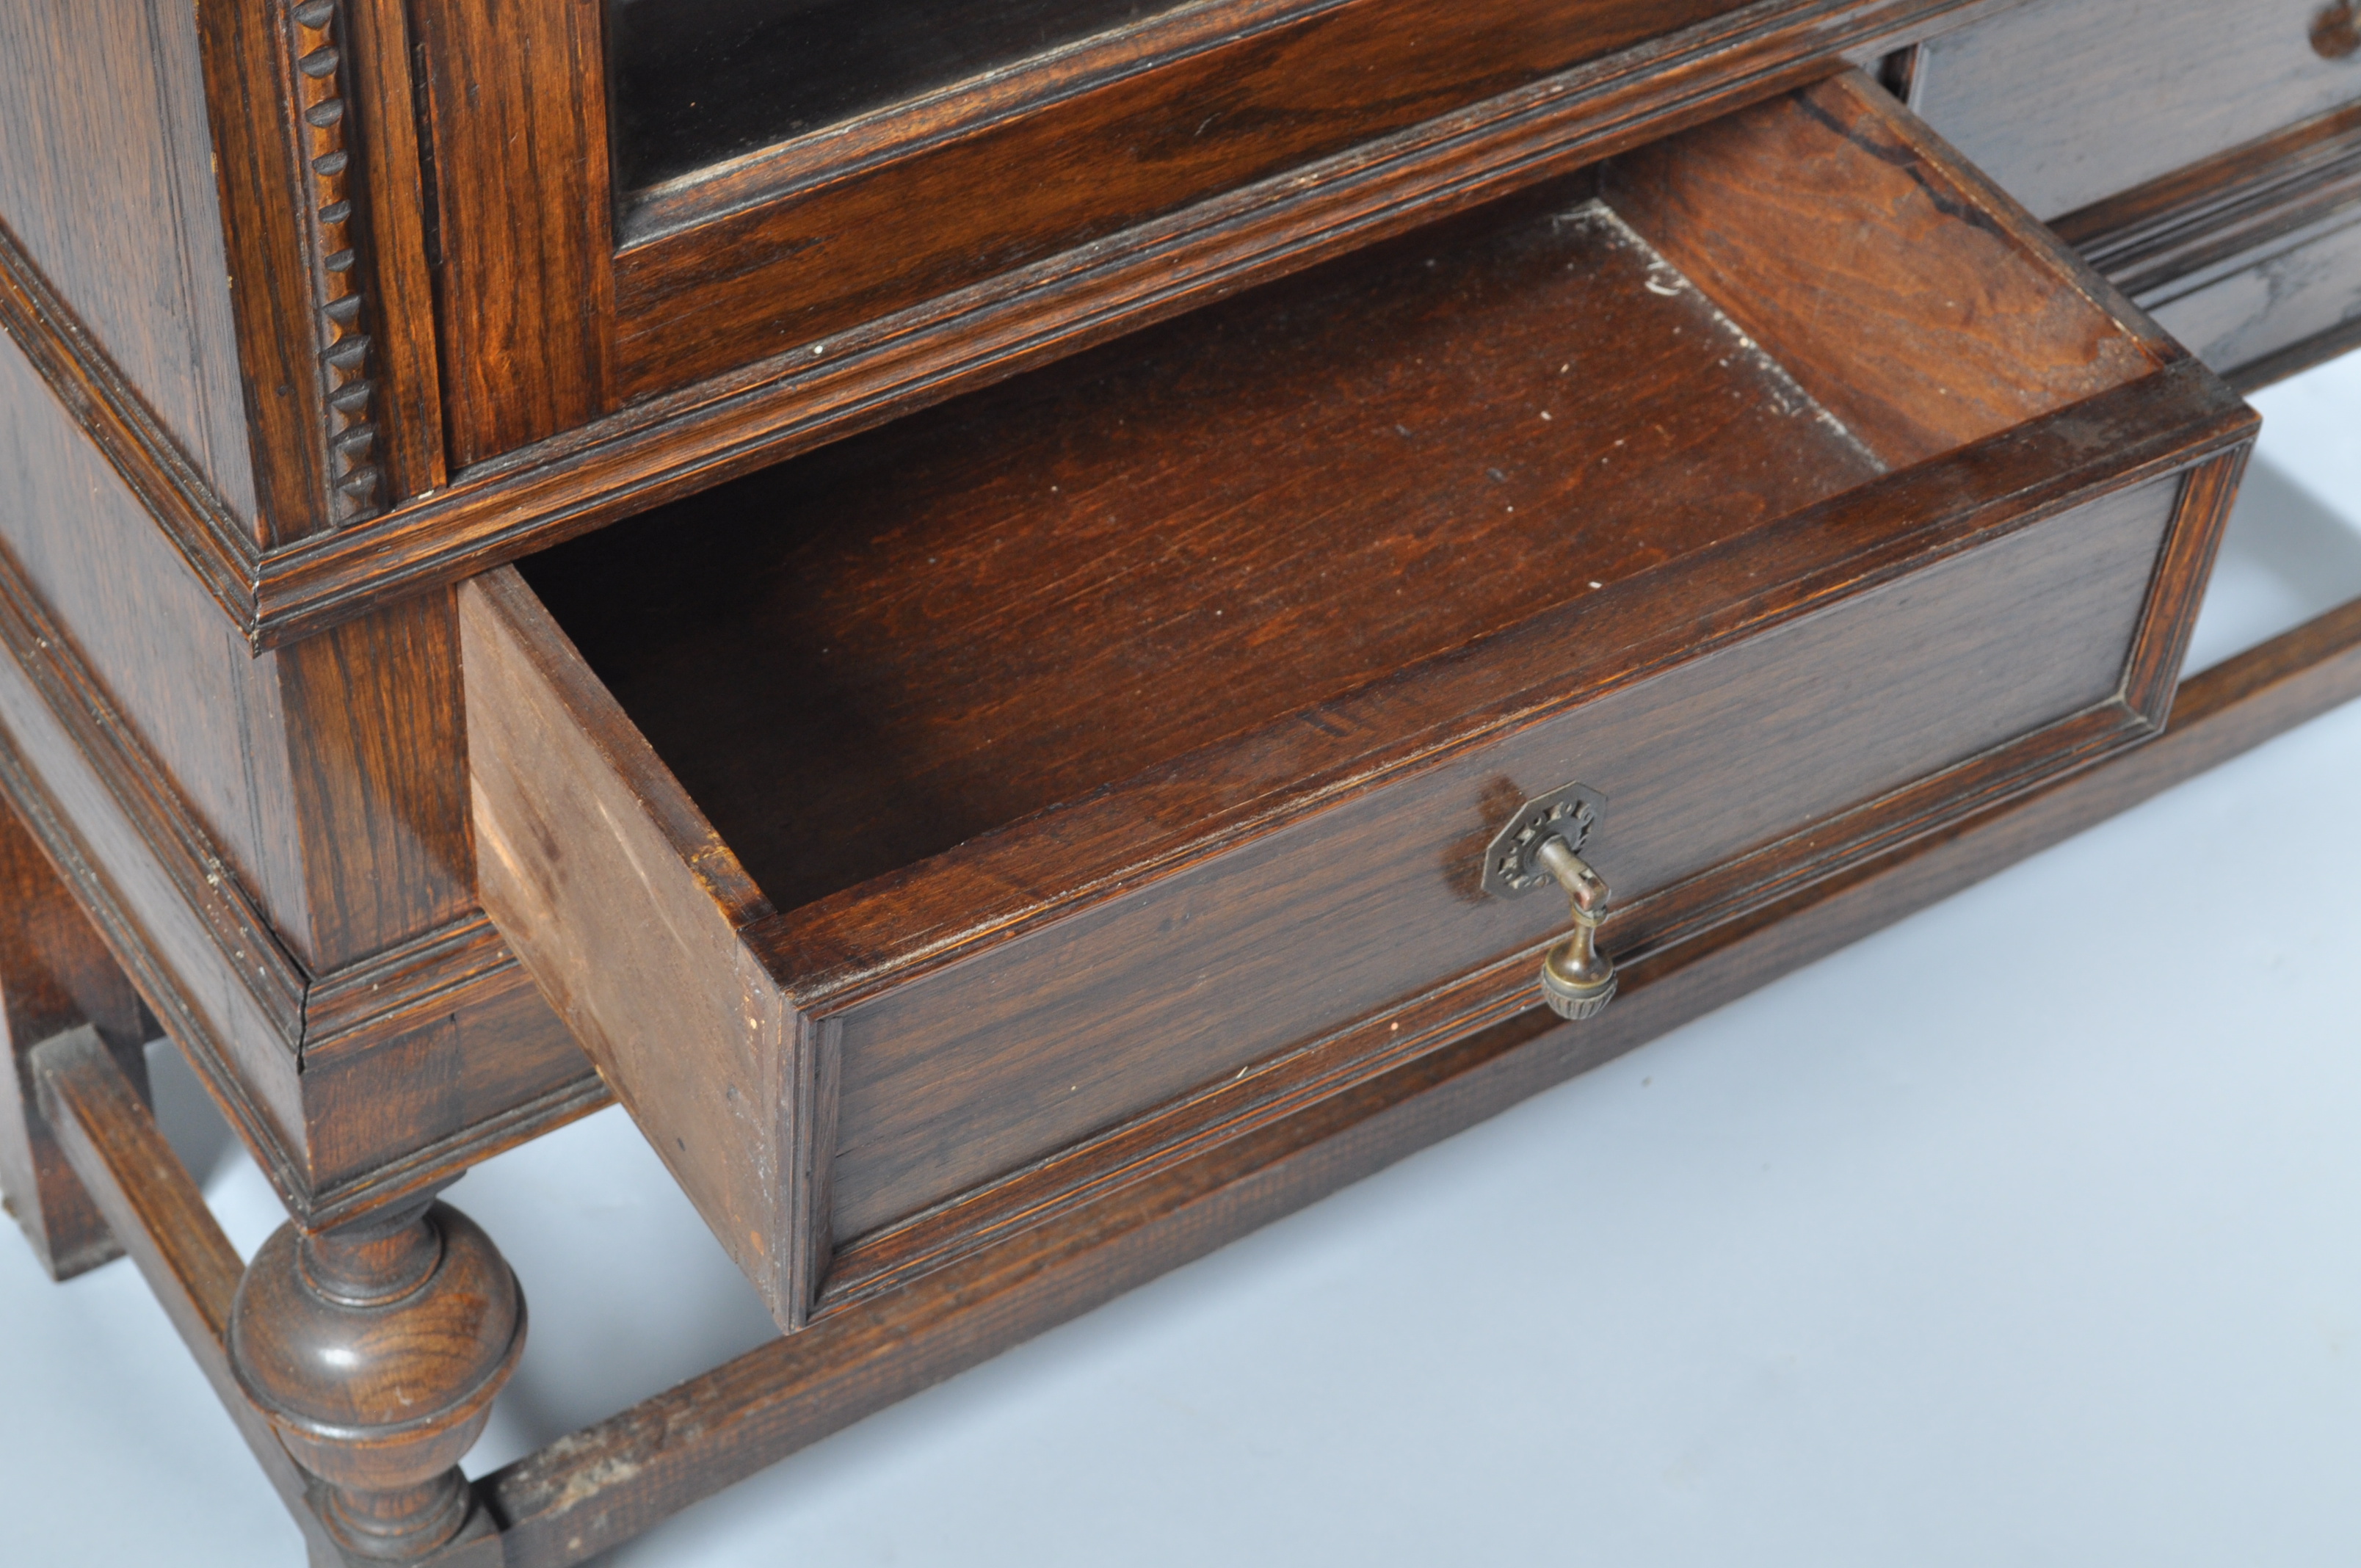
[610,0,1186,192]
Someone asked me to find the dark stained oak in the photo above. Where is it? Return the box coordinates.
[0,592,606,1227]
[0,788,150,1280]
[0,0,2345,1557]
[0,321,605,1229]
[3,1,2022,648]
[1604,80,2156,465]
[521,72,2177,925]
[0,0,2337,1553]
[30,1028,341,1561]
[0,324,460,975]
[231,1194,525,1559]
[0,195,290,859]
[469,76,2255,1329]
[471,592,2361,1568]
[189,0,388,538]
[464,570,824,1329]
[0,0,256,526]
[269,590,475,971]
[339,0,448,503]
[1908,0,2361,222]
[523,172,1890,913]
[2052,102,2361,387]
[2056,103,2361,296]
[609,0,1195,191]
[36,590,2361,1568]
[173,0,1984,651]
[601,0,1748,399]
[408,0,613,468]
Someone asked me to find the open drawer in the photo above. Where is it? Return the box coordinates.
[461,73,2255,1331]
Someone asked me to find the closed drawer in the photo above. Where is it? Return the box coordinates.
[2044,99,2361,388]
[2144,206,2361,381]
[1907,0,2361,222]
[460,73,2254,1332]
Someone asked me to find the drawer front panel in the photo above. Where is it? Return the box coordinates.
[1911,0,2361,222]
[824,475,2181,1240]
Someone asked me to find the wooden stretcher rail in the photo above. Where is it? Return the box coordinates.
[34,593,2361,1567]
[31,1028,345,1566]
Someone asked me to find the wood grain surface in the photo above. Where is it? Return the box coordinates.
[2150,214,2361,382]
[2059,102,2361,296]
[804,473,2182,1241]
[269,589,474,971]
[603,0,1743,399]
[610,0,1331,196]
[0,0,256,526]
[189,0,363,540]
[0,321,467,973]
[1608,75,2158,465]
[0,789,150,1281]
[0,333,314,1143]
[0,326,603,1227]
[41,587,2360,1567]
[2050,101,2361,388]
[1910,0,2361,221]
[341,0,448,502]
[409,0,613,467]
[523,173,1885,913]
[472,585,2361,1568]
[147,0,1976,653]
[463,568,826,1331]
[474,76,2254,1323]
[0,1,2008,648]
[0,528,604,1224]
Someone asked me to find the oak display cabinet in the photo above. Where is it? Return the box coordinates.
[1,1,2358,1564]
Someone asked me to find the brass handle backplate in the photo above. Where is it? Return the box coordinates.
[1482,782,1617,1021]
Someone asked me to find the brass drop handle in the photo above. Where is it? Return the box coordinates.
[1479,780,1617,1022]
[1534,837,1617,1020]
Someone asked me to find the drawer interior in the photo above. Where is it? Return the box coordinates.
[518,75,2159,927]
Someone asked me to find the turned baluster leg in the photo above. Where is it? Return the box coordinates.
[228,1187,526,1561]
[0,788,151,1280]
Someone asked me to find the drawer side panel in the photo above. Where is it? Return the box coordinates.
[462,571,817,1326]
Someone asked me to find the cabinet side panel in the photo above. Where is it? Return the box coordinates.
[826,476,2180,1240]
[0,594,310,1171]
[298,962,598,1195]
[0,0,258,524]
[0,322,312,943]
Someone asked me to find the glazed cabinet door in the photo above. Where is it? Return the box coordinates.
[410,0,1752,465]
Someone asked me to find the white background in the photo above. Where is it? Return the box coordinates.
[4,355,2360,1565]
